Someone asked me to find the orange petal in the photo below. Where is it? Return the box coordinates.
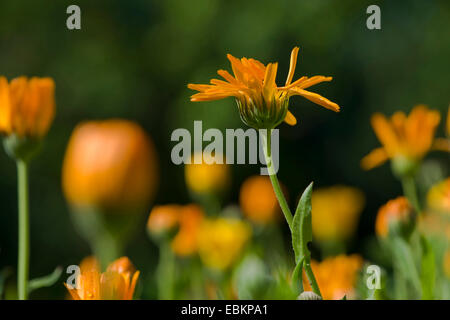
[285,47,299,86]
[292,88,340,112]
[297,76,333,89]
[361,147,389,170]
[284,110,297,126]
[432,138,450,152]
[370,113,399,156]
[0,77,12,133]
[263,62,278,101]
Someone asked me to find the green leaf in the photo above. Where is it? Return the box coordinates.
[420,236,435,300]
[28,266,63,294]
[391,238,421,297]
[0,267,13,299]
[292,182,313,264]
[291,257,304,294]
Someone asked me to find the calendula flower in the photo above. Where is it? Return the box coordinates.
[197,217,251,270]
[239,175,281,224]
[65,256,139,300]
[427,177,450,214]
[0,76,55,138]
[375,196,415,238]
[361,105,446,174]
[311,186,365,242]
[147,204,204,256]
[444,250,450,279]
[188,47,339,129]
[62,119,158,213]
[185,153,230,195]
[303,254,363,300]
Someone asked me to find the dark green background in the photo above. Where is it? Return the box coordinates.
[0,0,448,298]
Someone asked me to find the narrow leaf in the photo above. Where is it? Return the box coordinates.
[28,266,63,294]
[420,236,435,300]
[292,182,313,263]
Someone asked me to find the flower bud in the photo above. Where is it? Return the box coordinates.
[375,196,415,239]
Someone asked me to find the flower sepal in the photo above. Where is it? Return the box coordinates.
[391,155,419,178]
[3,134,42,162]
[236,97,288,130]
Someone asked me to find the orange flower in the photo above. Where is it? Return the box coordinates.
[65,256,139,300]
[188,47,339,129]
[375,196,414,238]
[361,105,445,171]
[147,204,204,256]
[62,119,158,213]
[0,76,55,138]
[239,175,281,224]
[303,254,363,300]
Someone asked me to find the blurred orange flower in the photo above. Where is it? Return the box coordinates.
[0,76,55,138]
[361,105,446,171]
[184,153,230,195]
[444,250,450,279]
[239,175,281,224]
[65,256,139,300]
[311,186,365,242]
[62,119,158,212]
[303,254,363,300]
[147,204,204,256]
[188,47,339,129]
[197,217,251,270]
[375,196,414,238]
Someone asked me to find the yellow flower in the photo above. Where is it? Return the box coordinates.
[427,177,450,214]
[311,186,365,242]
[303,254,363,300]
[188,47,339,129]
[0,76,55,138]
[65,256,139,300]
[239,175,281,224]
[375,196,414,238]
[197,217,251,270]
[185,153,230,195]
[147,204,205,256]
[444,250,450,279]
[361,105,445,172]
[62,119,158,213]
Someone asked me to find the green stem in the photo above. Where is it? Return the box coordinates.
[262,130,293,229]
[156,240,175,299]
[261,130,322,298]
[401,175,420,213]
[17,160,29,300]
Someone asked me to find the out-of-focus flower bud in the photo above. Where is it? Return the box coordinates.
[311,186,365,242]
[197,217,251,270]
[375,196,415,238]
[239,175,281,225]
[297,291,322,300]
[62,119,158,213]
[147,204,204,257]
[62,119,159,266]
[0,76,55,160]
[427,178,450,214]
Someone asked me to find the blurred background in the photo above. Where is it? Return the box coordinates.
[0,0,449,298]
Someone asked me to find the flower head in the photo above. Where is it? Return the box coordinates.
[361,105,445,173]
[65,256,139,300]
[375,196,415,238]
[239,175,281,224]
[311,186,365,242]
[0,76,55,138]
[197,217,251,270]
[62,119,158,213]
[188,47,339,129]
[303,254,363,300]
[184,152,230,195]
[427,177,450,214]
[147,204,204,256]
